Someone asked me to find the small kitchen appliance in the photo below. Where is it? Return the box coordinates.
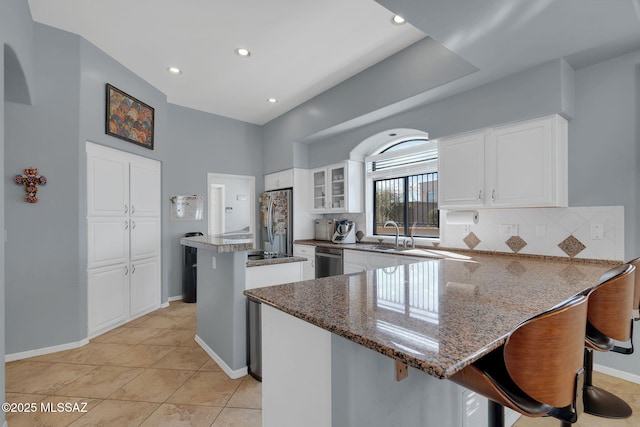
[314,218,334,241]
[332,218,356,244]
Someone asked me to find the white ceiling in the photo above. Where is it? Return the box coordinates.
[27,0,425,125]
[26,0,640,129]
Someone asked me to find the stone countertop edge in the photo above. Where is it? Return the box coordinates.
[243,288,466,379]
[294,239,621,265]
[180,234,254,253]
[246,256,307,268]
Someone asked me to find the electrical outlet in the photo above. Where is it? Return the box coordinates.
[590,223,604,240]
[212,256,217,269]
[499,224,519,236]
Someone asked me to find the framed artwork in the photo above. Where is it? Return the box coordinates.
[106,83,155,149]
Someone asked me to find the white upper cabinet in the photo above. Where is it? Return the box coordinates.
[130,158,161,216]
[87,152,129,216]
[311,160,363,213]
[265,169,293,191]
[438,130,486,208]
[438,114,568,209]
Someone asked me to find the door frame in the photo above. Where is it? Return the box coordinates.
[206,173,256,245]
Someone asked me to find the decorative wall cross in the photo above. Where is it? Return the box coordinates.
[14,168,47,203]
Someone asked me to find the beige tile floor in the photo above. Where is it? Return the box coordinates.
[5,300,640,427]
[5,301,261,427]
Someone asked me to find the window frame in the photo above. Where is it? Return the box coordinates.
[365,138,441,244]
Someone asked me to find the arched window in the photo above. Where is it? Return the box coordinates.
[365,138,439,239]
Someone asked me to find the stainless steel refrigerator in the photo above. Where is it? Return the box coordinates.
[259,188,293,255]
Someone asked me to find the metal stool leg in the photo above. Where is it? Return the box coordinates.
[583,349,632,418]
[488,400,504,427]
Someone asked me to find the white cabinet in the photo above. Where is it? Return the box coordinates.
[438,114,568,209]
[245,262,303,290]
[87,263,130,333]
[293,244,316,280]
[438,130,485,208]
[130,257,161,317]
[86,142,161,337]
[311,161,363,213]
[265,169,293,191]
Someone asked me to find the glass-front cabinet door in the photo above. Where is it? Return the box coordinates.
[312,168,327,211]
[330,165,345,210]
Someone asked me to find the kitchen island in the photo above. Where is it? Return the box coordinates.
[244,253,617,427]
[180,234,305,379]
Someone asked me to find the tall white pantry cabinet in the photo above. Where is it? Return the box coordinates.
[86,142,161,337]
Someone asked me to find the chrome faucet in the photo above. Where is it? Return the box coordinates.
[383,220,400,248]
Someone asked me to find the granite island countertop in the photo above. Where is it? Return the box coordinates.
[244,253,617,379]
[180,233,254,252]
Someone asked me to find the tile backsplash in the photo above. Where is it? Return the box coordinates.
[325,206,624,261]
[441,206,624,261]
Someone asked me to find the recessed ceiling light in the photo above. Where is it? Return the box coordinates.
[267,98,278,104]
[391,15,406,25]
[167,66,182,75]
[235,48,251,57]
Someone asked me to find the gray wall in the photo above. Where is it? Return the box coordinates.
[5,24,83,353]
[3,21,263,355]
[165,104,262,298]
[1,0,35,419]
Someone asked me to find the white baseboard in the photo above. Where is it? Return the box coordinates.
[194,335,247,380]
[161,301,170,308]
[168,295,183,302]
[594,363,640,384]
[5,339,90,362]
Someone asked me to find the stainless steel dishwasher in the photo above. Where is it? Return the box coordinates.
[315,247,343,278]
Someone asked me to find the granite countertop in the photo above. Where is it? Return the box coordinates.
[180,234,254,253]
[246,256,307,268]
[244,253,616,379]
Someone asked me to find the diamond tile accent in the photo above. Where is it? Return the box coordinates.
[463,232,481,250]
[505,236,527,253]
[558,235,586,258]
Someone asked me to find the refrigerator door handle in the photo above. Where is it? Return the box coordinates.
[267,196,275,244]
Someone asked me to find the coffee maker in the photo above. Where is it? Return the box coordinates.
[332,218,356,244]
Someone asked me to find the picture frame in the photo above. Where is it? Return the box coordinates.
[105,83,155,149]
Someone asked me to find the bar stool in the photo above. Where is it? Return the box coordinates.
[583,263,635,419]
[450,294,588,427]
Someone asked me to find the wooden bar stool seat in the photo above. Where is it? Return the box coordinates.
[450,294,588,427]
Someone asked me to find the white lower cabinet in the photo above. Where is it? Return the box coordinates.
[293,244,316,280]
[88,264,129,333]
[130,257,161,317]
[246,262,303,290]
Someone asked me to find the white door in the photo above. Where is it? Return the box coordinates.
[130,257,160,317]
[87,217,130,268]
[130,217,161,260]
[88,263,129,335]
[130,159,161,216]
[87,153,129,216]
[209,184,225,235]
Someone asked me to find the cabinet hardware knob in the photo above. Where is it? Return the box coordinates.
[125,221,129,230]
[132,221,136,229]
[478,190,482,200]
[124,205,128,214]
[131,205,136,214]
[124,266,128,275]
[132,264,136,274]
[491,190,495,202]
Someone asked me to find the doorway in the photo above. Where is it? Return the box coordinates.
[206,173,256,242]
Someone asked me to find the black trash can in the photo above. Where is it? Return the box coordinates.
[183,232,203,303]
